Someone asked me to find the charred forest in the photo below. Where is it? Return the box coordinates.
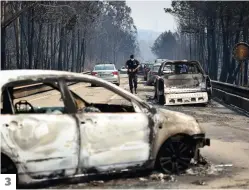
[1,1,139,72]
[152,1,249,86]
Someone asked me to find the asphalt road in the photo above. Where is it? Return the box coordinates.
[18,74,249,189]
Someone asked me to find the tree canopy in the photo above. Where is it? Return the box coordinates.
[151,31,178,59]
[153,1,249,86]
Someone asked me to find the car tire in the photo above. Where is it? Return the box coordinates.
[158,94,165,105]
[154,83,157,99]
[202,99,212,107]
[115,83,120,86]
[91,84,96,87]
[147,80,152,86]
[156,135,195,174]
[202,103,207,107]
[157,79,165,105]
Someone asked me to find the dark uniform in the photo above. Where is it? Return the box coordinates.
[126,58,140,94]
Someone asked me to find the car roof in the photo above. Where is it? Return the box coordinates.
[94,63,115,67]
[0,69,84,88]
[95,63,114,65]
[164,60,198,63]
[162,60,205,73]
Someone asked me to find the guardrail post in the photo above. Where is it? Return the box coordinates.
[241,61,244,86]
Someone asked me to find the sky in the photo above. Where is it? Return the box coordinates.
[126,0,177,33]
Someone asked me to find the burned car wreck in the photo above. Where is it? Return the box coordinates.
[1,70,210,186]
[154,60,212,105]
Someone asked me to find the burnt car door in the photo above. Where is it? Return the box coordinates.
[70,81,151,173]
[77,112,151,172]
[1,80,79,179]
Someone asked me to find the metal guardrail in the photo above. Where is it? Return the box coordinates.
[211,80,249,99]
[211,80,249,113]
[14,71,91,98]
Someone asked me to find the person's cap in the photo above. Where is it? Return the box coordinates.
[130,55,134,59]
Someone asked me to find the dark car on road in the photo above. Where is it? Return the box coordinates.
[146,63,161,85]
[137,64,145,75]
[143,63,154,81]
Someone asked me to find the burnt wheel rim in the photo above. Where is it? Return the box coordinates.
[159,138,193,174]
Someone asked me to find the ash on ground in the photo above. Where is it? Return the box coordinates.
[46,157,233,189]
[184,162,232,176]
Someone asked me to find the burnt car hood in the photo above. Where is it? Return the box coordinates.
[163,74,203,88]
[155,108,205,135]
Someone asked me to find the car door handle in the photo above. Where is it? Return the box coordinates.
[80,118,93,125]
[3,121,19,128]
[3,123,9,127]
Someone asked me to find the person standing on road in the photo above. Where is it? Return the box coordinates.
[125,54,140,94]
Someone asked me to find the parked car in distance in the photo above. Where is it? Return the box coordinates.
[120,66,128,74]
[91,63,120,86]
[137,63,144,75]
[154,60,212,106]
[143,63,154,81]
[155,59,169,64]
[146,63,161,85]
[0,69,210,186]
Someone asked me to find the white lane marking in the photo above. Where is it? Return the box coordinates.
[110,94,118,100]
[29,92,60,102]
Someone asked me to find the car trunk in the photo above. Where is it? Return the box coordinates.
[95,70,116,78]
[163,73,203,89]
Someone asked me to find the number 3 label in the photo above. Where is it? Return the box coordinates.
[0,174,16,190]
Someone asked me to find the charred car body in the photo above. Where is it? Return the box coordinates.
[1,70,210,186]
[143,63,154,81]
[154,60,212,106]
[147,63,161,86]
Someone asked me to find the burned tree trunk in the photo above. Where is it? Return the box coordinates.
[71,28,76,72]
[27,9,34,69]
[58,25,65,71]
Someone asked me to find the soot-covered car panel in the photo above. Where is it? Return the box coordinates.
[154,60,212,105]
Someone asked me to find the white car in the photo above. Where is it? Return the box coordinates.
[0,70,210,186]
[91,63,120,86]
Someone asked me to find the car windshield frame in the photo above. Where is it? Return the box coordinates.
[1,80,70,115]
[152,65,161,72]
[145,64,154,69]
[163,62,202,75]
[94,64,115,70]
